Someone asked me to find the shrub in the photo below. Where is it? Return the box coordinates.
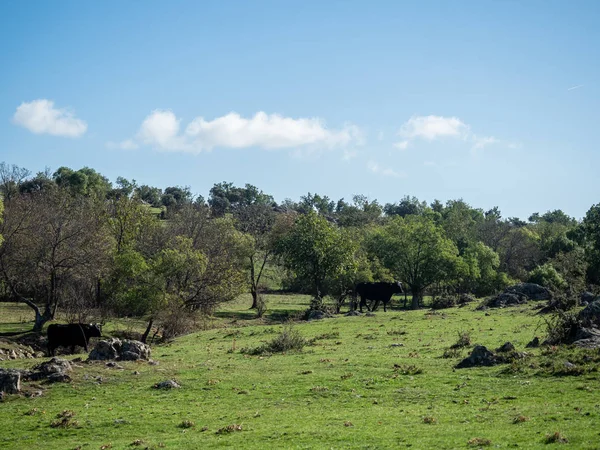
[467,437,491,447]
[242,323,306,355]
[50,410,79,428]
[450,331,471,349]
[158,306,201,340]
[544,432,568,444]
[528,264,567,291]
[393,364,423,375]
[543,310,581,345]
[179,420,195,429]
[431,297,456,310]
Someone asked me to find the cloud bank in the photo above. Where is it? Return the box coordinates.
[13,99,87,137]
[119,110,361,153]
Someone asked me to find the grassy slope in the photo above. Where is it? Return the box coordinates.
[0,297,598,449]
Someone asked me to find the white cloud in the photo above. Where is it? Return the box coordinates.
[123,110,361,153]
[367,160,402,178]
[394,140,409,150]
[399,115,468,141]
[12,99,87,137]
[471,135,499,153]
[106,139,139,150]
[508,142,523,149]
[567,84,584,91]
[393,114,513,157]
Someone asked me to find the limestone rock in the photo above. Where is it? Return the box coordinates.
[0,369,21,394]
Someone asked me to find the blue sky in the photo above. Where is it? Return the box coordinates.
[1,0,598,220]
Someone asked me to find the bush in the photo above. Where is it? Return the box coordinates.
[450,331,471,349]
[431,297,456,310]
[528,264,567,291]
[242,323,306,355]
[158,306,201,340]
[543,310,581,345]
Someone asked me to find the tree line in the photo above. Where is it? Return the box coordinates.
[0,162,599,337]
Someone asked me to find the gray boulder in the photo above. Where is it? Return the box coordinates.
[88,338,151,361]
[506,283,552,301]
[578,300,600,328]
[0,369,21,394]
[571,327,600,349]
[455,345,498,368]
[32,357,72,375]
[153,379,180,389]
[120,340,151,361]
[88,338,121,360]
[482,292,528,309]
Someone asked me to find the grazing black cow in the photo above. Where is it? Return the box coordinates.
[47,323,102,356]
[355,282,403,312]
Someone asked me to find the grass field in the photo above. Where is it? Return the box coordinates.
[1,296,599,449]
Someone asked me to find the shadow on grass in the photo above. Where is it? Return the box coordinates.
[0,322,35,336]
[213,308,304,324]
[213,310,257,321]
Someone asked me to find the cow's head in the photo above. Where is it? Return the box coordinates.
[393,281,403,294]
[85,323,102,338]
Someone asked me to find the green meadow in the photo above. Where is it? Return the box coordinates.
[1,296,599,449]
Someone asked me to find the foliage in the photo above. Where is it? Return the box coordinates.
[367,215,459,309]
[543,310,581,345]
[457,242,504,296]
[528,263,567,291]
[242,323,306,355]
[582,203,600,283]
[168,204,250,312]
[276,212,358,302]
[0,189,111,330]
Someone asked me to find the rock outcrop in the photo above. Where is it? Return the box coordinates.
[88,338,151,361]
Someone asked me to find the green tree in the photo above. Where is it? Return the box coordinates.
[234,203,277,309]
[335,195,383,227]
[107,195,160,255]
[276,212,358,303]
[582,203,600,283]
[53,166,111,198]
[383,195,428,218]
[367,215,459,309]
[168,203,250,312]
[458,241,505,296]
[440,199,484,252]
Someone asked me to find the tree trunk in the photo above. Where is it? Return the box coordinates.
[141,318,154,344]
[411,291,422,310]
[250,289,258,309]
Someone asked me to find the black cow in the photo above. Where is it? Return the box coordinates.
[47,323,102,356]
[355,282,403,312]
